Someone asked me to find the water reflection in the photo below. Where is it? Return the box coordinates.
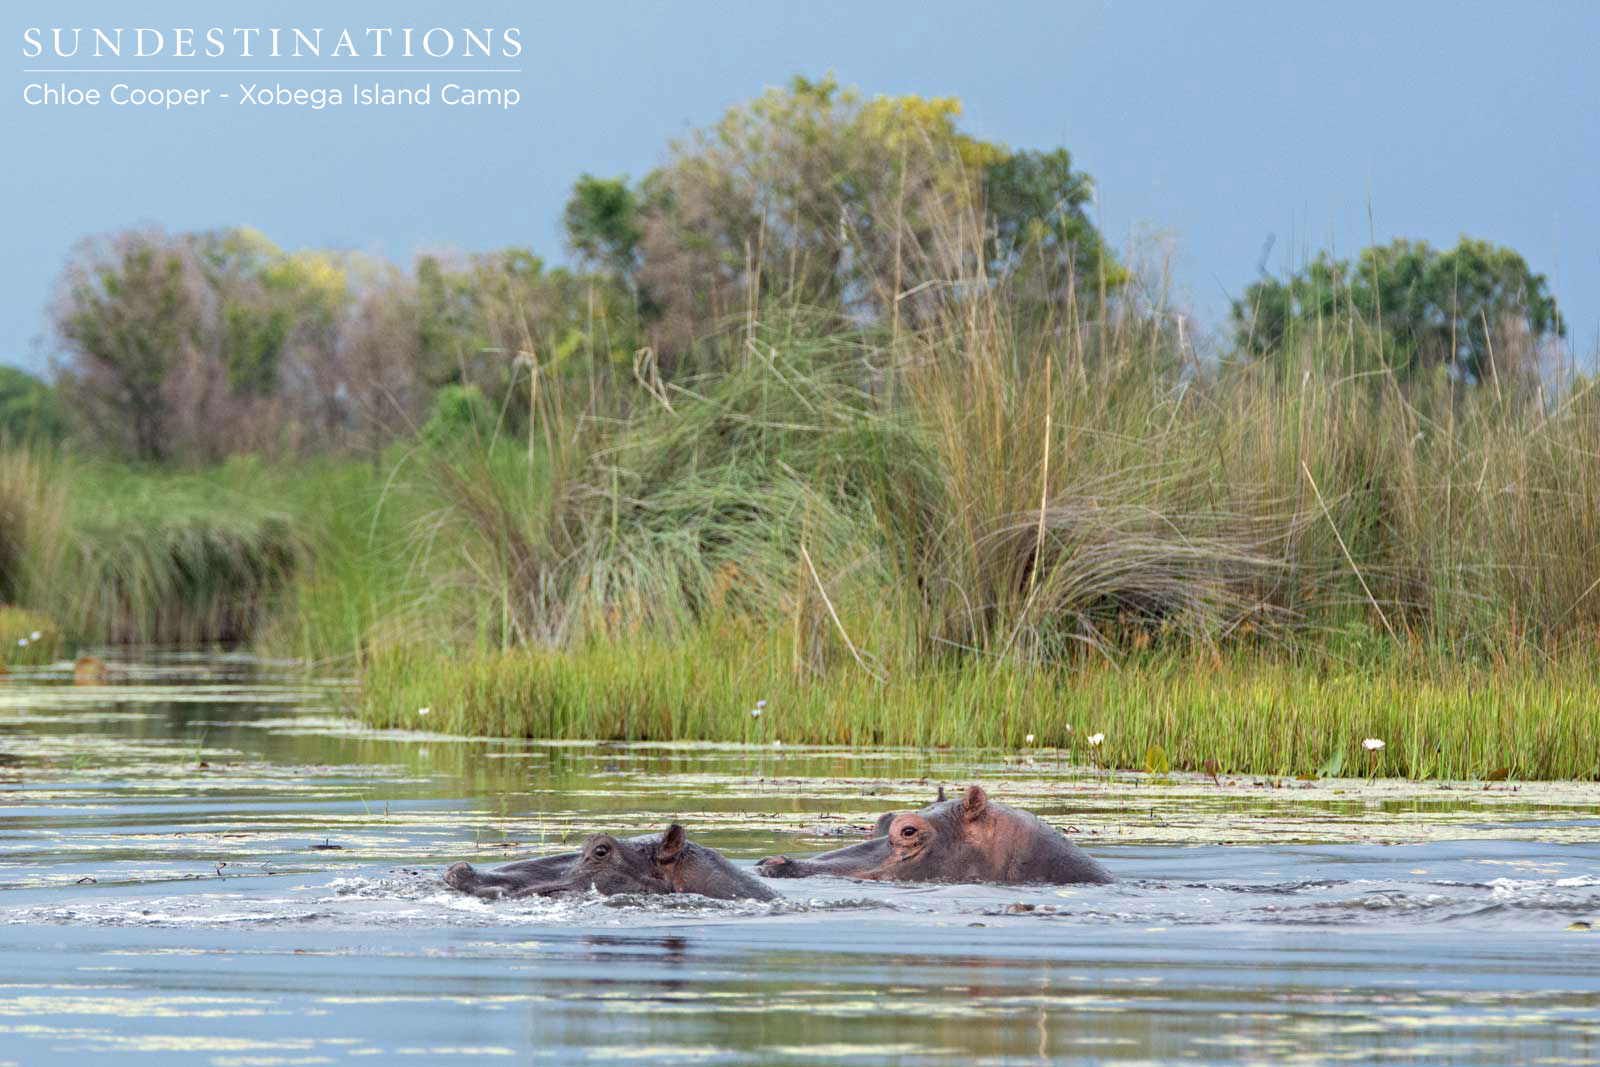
[583,933,695,966]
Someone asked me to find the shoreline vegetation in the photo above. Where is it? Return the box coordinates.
[3,77,1596,780]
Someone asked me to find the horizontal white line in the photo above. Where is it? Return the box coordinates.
[23,68,522,73]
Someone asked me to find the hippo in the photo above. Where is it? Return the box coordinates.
[444,823,780,901]
[757,785,1113,885]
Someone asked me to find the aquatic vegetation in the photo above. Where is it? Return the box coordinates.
[342,272,1600,779]
[358,634,1600,780]
[251,457,437,666]
[0,452,432,653]
[63,511,304,645]
[0,447,68,612]
[0,452,315,646]
[0,605,60,667]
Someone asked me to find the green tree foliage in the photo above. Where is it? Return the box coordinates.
[563,175,642,280]
[1232,237,1564,381]
[47,78,1114,461]
[420,382,491,449]
[0,366,66,444]
[193,228,291,396]
[50,225,645,463]
[194,228,351,398]
[982,148,1122,325]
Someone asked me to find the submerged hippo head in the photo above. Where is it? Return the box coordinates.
[757,785,1113,886]
[445,829,671,899]
[445,824,780,902]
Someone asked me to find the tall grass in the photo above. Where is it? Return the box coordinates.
[251,457,435,665]
[0,451,313,649]
[0,447,68,610]
[397,307,1600,663]
[53,460,309,644]
[354,246,1600,777]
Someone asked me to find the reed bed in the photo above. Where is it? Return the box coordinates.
[361,633,1600,780]
[0,452,312,650]
[353,290,1600,778]
[0,447,67,610]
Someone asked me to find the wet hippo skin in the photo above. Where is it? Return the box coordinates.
[757,785,1113,885]
[444,824,780,901]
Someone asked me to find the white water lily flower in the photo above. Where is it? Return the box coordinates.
[772,740,782,749]
[16,638,26,647]
[29,631,41,640]
[756,699,767,709]
[1363,738,1385,751]
[417,706,431,717]
[1025,733,1035,744]
[1088,732,1105,747]
[751,707,761,718]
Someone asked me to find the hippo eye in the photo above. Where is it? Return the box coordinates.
[592,844,610,858]
[900,826,918,838]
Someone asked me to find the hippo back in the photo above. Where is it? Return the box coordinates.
[675,842,781,901]
[991,804,1114,884]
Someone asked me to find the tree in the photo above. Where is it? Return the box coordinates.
[1232,237,1564,381]
[0,366,66,444]
[192,227,292,396]
[564,175,642,281]
[617,75,1115,360]
[53,226,428,461]
[412,248,640,431]
[982,148,1121,323]
[53,230,202,461]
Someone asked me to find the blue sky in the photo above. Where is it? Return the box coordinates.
[6,1,1597,373]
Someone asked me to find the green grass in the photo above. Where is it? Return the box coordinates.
[250,455,437,665]
[0,605,63,667]
[0,449,340,649]
[0,447,67,610]
[45,457,309,645]
[1,442,477,661]
[360,631,1600,780]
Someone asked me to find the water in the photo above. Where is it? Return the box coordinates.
[2,654,1599,1064]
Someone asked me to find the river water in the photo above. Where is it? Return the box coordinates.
[2,654,1598,1065]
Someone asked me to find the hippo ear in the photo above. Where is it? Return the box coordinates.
[960,785,988,820]
[936,785,947,803]
[659,824,686,862]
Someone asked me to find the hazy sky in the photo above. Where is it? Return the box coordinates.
[6,1,1597,373]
